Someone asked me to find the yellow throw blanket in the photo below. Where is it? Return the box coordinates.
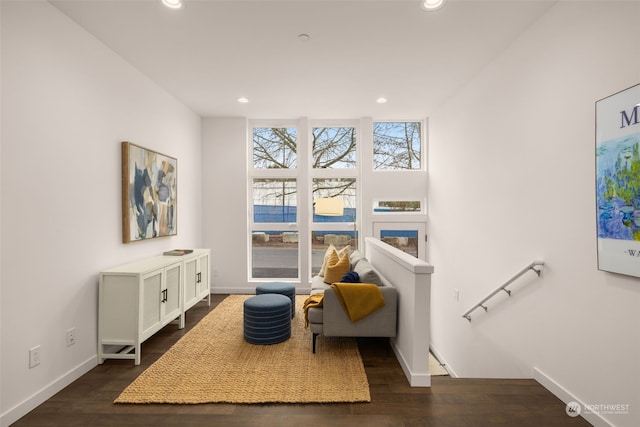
[303,293,324,328]
[330,283,385,323]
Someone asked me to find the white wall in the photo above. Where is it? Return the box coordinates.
[0,2,202,425]
[201,117,250,292]
[429,2,640,427]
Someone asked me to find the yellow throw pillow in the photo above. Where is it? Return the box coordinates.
[337,245,351,256]
[323,252,351,284]
[318,244,350,276]
[319,244,337,277]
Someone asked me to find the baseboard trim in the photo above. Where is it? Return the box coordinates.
[210,287,311,295]
[533,367,611,427]
[390,340,431,387]
[1,356,97,427]
[211,287,255,294]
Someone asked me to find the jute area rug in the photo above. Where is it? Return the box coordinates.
[115,294,370,404]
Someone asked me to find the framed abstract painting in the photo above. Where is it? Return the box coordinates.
[122,141,177,243]
[596,83,640,277]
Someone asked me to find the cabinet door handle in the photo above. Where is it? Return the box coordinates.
[197,272,202,283]
[161,289,168,303]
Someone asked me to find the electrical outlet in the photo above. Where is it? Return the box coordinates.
[453,288,460,302]
[29,346,41,368]
[66,328,76,347]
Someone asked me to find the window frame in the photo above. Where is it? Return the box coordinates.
[249,120,302,281]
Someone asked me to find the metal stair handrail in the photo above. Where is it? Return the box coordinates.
[462,260,544,322]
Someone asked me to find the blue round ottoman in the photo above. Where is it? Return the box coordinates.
[256,282,296,318]
[243,294,291,345]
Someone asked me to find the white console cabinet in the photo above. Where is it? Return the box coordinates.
[98,249,210,365]
[182,250,211,312]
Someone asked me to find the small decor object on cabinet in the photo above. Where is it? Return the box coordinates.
[596,83,640,278]
[163,249,193,256]
[122,141,177,243]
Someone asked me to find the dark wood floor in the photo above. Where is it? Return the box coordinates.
[12,295,591,427]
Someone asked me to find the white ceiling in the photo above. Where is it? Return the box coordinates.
[50,0,557,119]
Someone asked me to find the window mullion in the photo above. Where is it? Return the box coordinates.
[297,118,310,284]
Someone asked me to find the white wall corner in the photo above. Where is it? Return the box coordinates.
[391,341,431,387]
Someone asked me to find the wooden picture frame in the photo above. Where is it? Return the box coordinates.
[122,141,177,243]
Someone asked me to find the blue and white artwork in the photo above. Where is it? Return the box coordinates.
[596,83,640,277]
[122,142,177,243]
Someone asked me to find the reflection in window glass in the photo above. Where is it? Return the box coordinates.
[373,122,421,170]
[312,178,356,223]
[374,200,422,213]
[253,179,296,223]
[252,230,299,278]
[312,127,356,169]
[253,127,297,169]
[380,229,419,258]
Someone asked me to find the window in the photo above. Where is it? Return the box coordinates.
[253,127,297,169]
[253,179,297,223]
[311,178,357,273]
[380,229,419,258]
[312,127,357,169]
[250,127,299,279]
[374,200,423,213]
[310,122,359,275]
[312,178,356,218]
[373,121,422,170]
[373,222,427,261]
[251,229,299,278]
[248,118,426,281]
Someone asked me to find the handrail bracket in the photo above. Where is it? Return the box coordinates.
[530,265,542,277]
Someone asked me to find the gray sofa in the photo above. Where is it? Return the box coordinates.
[307,249,398,353]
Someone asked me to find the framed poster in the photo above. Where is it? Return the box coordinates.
[122,141,177,243]
[596,83,640,277]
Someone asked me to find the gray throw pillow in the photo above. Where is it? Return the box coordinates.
[349,250,365,270]
[353,259,384,286]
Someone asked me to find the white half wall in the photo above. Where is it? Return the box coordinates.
[428,2,640,427]
[0,2,202,425]
[365,238,434,387]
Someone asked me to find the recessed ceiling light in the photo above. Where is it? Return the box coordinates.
[376,97,388,104]
[162,0,183,10]
[237,97,249,104]
[419,0,444,11]
[298,34,311,42]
